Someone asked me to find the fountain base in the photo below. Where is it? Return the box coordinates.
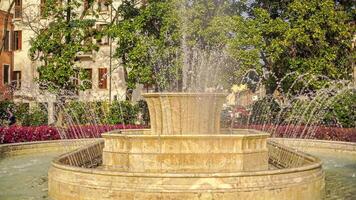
[48,131,325,200]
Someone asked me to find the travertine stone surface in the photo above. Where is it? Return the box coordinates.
[271,138,356,154]
[102,132,269,172]
[49,142,325,200]
[143,93,226,135]
[0,139,100,157]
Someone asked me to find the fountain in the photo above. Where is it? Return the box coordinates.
[48,93,325,200]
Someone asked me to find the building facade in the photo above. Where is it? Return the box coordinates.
[0,9,14,101]
[0,0,139,123]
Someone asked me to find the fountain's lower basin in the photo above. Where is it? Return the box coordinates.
[102,129,269,173]
[47,129,325,200]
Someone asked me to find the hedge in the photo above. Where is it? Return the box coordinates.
[0,124,144,144]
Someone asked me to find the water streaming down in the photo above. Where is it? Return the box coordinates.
[229,71,355,138]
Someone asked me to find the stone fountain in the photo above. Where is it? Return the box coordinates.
[48,93,325,200]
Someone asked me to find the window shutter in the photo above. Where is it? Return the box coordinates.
[12,31,15,51]
[98,68,107,89]
[18,31,22,50]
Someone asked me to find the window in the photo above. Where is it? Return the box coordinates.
[98,68,107,89]
[13,31,22,50]
[84,68,92,89]
[98,0,109,12]
[15,0,22,18]
[12,71,21,89]
[4,31,10,51]
[3,65,10,84]
[96,24,109,45]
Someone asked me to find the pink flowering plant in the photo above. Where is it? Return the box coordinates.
[0,124,144,144]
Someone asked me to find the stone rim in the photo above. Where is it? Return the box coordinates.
[142,92,228,97]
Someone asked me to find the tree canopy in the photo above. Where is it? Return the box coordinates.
[30,0,355,97]
[29,0,100,95]
[110,0,182,92]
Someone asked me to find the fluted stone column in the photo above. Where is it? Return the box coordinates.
[142,93,226,135]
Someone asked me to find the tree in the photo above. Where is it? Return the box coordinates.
[110,0,247,93]
[227,0,354,95]
[29,0,101,96]
[110,0,182,93]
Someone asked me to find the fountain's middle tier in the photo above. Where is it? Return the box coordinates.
[102,130,269,172]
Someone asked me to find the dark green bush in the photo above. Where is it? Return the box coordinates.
[250,96,281,125]
[63,101,88,125]
[0,101,47,126]
[105,100,138,125]
[323,89,355,128]
[14,103,30,124]
[0,100,14,125]
[21,104,48,126]
[63,101,111,125]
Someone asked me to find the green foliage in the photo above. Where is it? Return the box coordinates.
[21,105,48,126]
[13,103,30,125]
[29,0,101,94]
[0,100,14,125]
[111,0,182,91]
[63,101,110,125]
[183,0,246,49]
[323,90,356,128]
[64,101,88,125]
[62,100,143,125]
[250,97,281,124]
[283,98,324,125]
[227,0,355,95]
[0,102,47,126]
[105,100,138,124]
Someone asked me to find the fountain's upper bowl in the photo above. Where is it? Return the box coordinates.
[142,92,227,135]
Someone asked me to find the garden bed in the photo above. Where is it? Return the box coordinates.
[0,124,144,144]
[233,125,356,142]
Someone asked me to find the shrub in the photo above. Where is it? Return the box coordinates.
[0,124,145,144]
[250,96,280,125]
[233,124,356,142]
[13,103,30,125]
[63,101,88,125]
[0,100,14,126]
[105,100,138,125]
[21,104,48,126]
[322,89,355,128]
